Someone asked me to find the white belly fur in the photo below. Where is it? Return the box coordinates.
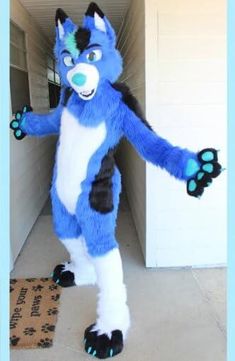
[56,108,107,214]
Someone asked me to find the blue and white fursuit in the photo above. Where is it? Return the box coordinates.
[10,2,222,358]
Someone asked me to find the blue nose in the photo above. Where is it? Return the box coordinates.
[72,73,87,86]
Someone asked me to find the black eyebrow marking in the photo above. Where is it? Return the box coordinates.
[85,43,101,50]
[61,50,70,55]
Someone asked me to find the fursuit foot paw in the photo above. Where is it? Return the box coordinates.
[84,324,123,359]
[51,263,75,288]
[187,148,222,198]
[10,105,32,140]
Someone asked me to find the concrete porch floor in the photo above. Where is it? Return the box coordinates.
[11,194,226,361]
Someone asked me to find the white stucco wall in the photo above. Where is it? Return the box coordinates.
[117,0,226,267]
[117,0,147,257]
[145,0,227,267]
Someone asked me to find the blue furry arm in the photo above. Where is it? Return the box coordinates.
[122,105,198,181]
[10,87,70,139]
[122,104,222,197]
[20,105,62,137]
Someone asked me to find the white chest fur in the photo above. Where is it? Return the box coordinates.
[56,108,107,214]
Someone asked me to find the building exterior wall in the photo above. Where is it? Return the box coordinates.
[10,0,226,268]
[117,0,147,257]
[145,0,227,266]
[10,0,56,263]
[117,0,226,267]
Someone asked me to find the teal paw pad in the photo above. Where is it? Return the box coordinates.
[201,150,214,162]
[197,172,204,181]
[10,105,31,141]
[187,147,222,197]
[188,179,197,192]
[16,112,21,120]
[185,159,200,177]
[15,129,22,138]
[202,163,213,173]
[198,148,218,163]
[11,121,19,129]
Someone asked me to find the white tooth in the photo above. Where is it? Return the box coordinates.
[78,88,95,100]
[80,89,94,96]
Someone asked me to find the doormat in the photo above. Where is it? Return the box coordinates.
[10,278,61,349]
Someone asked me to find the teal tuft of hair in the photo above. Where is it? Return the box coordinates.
[64,32,79,58]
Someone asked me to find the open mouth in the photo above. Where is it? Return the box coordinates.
[78,89,95,100]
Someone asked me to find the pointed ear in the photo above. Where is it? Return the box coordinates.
[55,8,68,39]
[55,8,76,40]
[94,11,106,33]
[83,2,116,46]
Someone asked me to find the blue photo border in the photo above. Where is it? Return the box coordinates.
[228,0,235,360]
[0,0,10,359]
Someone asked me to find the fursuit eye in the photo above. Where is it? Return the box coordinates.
[87,49,102,62]
[64,56,74,67]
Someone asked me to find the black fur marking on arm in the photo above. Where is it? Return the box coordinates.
[61,87,73,106]
[89,149,115,214]
[112,82,152,131]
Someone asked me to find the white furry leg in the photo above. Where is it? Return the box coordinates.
[59,236,97,286]
[91,248,130,339]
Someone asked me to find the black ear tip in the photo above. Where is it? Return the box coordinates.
[55,8,68,25]
[85,2,104,18]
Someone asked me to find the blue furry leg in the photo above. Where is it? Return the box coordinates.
[51,185,82,239]
[78,207,119,257]
[50,185,82,286]
[76,168,121,257]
